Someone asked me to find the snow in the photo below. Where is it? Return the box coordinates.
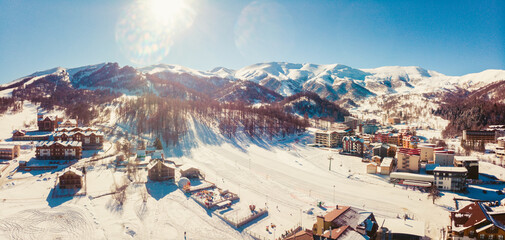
[376,218,425,237]
[3,109,505,239]
[0,102,39,139]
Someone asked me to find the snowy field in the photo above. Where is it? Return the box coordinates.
[2,110,505,239]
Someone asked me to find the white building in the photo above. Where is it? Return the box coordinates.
[433,167,467,191]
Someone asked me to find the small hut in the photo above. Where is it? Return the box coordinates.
[180,165,201,179]
[59,169,83,189]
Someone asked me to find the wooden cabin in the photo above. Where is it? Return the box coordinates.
[147,160,175,181]
[59,169,83,189]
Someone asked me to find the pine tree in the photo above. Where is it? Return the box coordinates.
[154,137,163,150]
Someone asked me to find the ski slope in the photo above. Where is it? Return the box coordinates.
[2,115,505,239]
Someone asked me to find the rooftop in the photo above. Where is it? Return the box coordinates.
[454,156,479,162]
[323,206,350,222]
[433,166,468,173]
[380,157,393,167]
[36,141,82,147]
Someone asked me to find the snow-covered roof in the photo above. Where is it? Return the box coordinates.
[147,159,174,170]
[36,141,82,147]
[61,168,83,177]
[0,143,18,149]
[434,166,467,173]
[52,131,103,137]
[180,164,199,172]
[380,157,393,167]
[55,127,99,132]
[454,156,479,162]
[378,218,425,237]
[389,172,434,182]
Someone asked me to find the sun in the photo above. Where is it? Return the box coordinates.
[148,0,186,26]
[115,0,195,65]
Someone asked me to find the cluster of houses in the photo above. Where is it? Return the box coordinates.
[314,115,488,192]
[115,144,202,183]
[370,141,479,192]
[284,205,425,240]
[10,113,105,160]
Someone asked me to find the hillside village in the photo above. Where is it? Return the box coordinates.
[1,104,505,240]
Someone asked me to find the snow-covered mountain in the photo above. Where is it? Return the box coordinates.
[3,62,505,104]
[137,62,505,101]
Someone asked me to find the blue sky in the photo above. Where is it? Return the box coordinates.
[0,0,504,84]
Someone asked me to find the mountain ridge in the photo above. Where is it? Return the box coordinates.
[3,62,505,103]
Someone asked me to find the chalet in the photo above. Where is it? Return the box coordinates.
[434,167,467,191]
[37,113,79,132]
[454,156,479,180]
[180,165,201,179]
[312,205,378,239]
[12,130,26,139]
[147,160,175,181]
[37,114,62,131]
[342,136,364,157]
[36,141,82,160]
[52,131,104,150]
[59,169,83,189]
[449,202,505,239]
[397,148,421,173]
[0,144,20,160]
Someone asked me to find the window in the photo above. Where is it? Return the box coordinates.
[480,234,486,240]
[489,235,495,240]
[498,235,503,240]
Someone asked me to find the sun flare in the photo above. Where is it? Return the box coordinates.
[148,0,186,25]
[115,0,195,65]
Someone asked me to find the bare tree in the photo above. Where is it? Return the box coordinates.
[427,185,441,204]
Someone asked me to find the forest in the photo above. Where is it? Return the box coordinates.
[279,92,349,122]
[11,74,121,124]
[434,85,505,138]
[118,94,309,145]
